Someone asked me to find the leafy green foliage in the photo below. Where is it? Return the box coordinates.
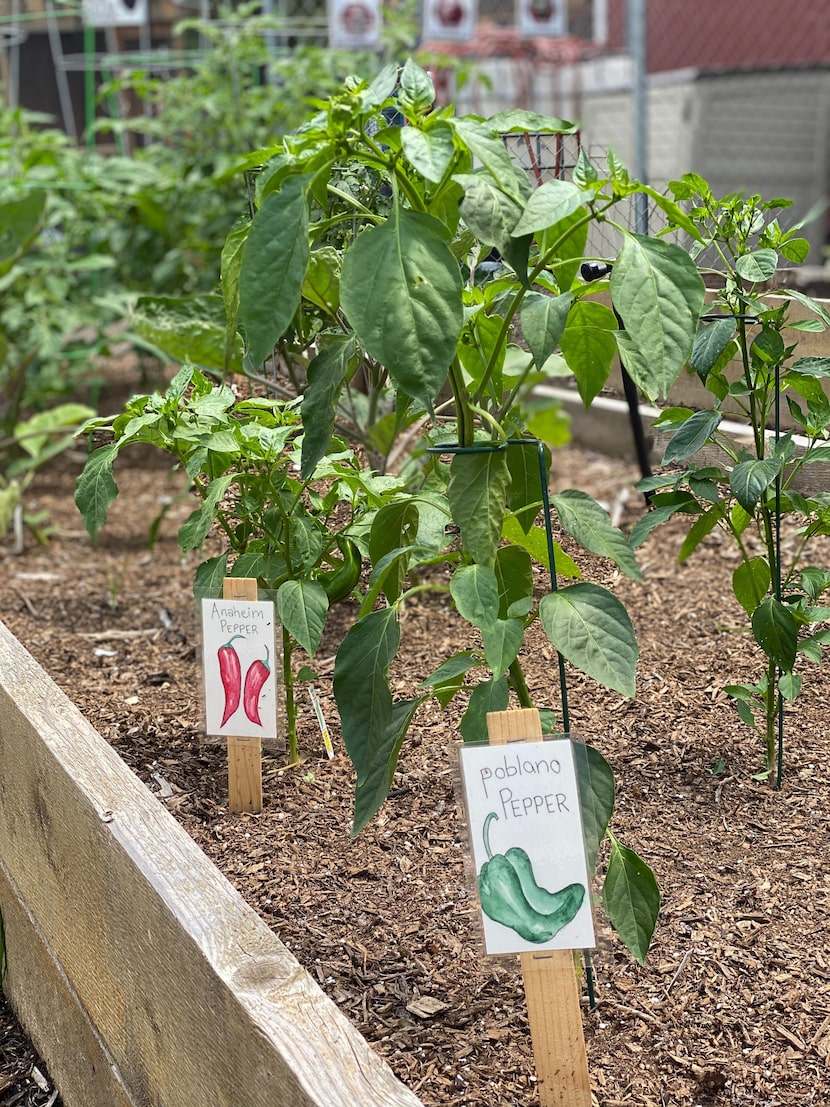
[639,174,830,776]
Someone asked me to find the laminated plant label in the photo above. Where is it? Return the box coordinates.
[201,598,278,739]
[459,738,596,955]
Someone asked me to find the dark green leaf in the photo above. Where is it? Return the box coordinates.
[732,557,771,616]
[194,553,229,601]
[401,123,456,183]
[277,579,328,657]
[661,410,722,465]
[300,337,357,477]
[352,696,424,835]
[551,489,642,581]
[505,439,549,532]
[447,450,511,567]
[539,582,638,697]
[369,500,420,603]
[455,172,524,254]
[341,207,463,410]
[74,442,120,541]
[450,564,500,630]
[521,291,573,370]
[729,458,781,512]
[239,175,310,369]
[178,474,234,552]
[481,618,524,675]
[690,318,736,380]
[494,545,534,618]
[603,837,660,965]
[611,235,706,400]
[573,743,615,874]
[751,597,797,670]
[459,677,510,743]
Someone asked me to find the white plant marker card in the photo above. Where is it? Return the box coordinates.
[459,738,596,956]
[201,598,278,740]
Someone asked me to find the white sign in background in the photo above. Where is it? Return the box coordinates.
[516,0,568,38]
[459,738,596,956]
[422,0,477,42]
[81,0,148,27]
[201,598,278,740]
[327,0,382,50]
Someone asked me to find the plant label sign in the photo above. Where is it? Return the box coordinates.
[422,0,477,42]
[328,0,381,49]
[201,598,278,740]
[459,738,595,956]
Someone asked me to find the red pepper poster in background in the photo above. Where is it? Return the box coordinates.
[201,598,278,740]
[327,0,381,50]
[458,738,595,956]
[422,0,477,43]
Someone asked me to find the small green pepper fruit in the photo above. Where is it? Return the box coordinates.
[316,536,361,603]
[477,813,586,944]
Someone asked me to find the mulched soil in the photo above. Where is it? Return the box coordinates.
[2,361,830,1106]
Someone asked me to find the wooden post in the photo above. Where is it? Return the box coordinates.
[223,577,263,814]
[486,708,591,1107]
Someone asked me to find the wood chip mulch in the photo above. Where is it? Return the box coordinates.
[2,411,830,1105]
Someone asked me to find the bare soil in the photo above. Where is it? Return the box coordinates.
[2,365,830,1106]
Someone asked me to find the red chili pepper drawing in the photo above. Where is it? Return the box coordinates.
[218,634,245,727]
[243,644,271,726]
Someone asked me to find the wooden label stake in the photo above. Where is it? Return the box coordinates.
[222,577,263,814]
[486,708,591,1107]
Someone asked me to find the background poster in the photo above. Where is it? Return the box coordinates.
[201,598,278,740]
[459,738,595,955]
[328,0,382,50]
[422,0,477,42]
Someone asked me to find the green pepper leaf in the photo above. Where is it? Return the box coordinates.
[603,835,660,965]
[277,579,328,658]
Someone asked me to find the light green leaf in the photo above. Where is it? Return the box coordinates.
[194,553,230,601]
[502,514,581,578]
[277,578,328,657]
[488,109,575,134]
[729,457,781,512]
[779,671,802,702]
[401,123,456,183]
[447,450,511,567]
[220,221,249,370]
[302,246,341,315]
[450,564,500,630]
[178,474,234,552]
[521,291,573,370]
[732,557,771,616]
[453,119,525,197]
[735,248,778,283]
[455,172,524,253]
[398,59,435,114]
[132,294,243,374]
[239,174,310,369]
[559,299,618,406]
[551,490,642,581]
[341,206,463,410]
[603,836,660,965]
[512,179,585,237]
[611,235,706,400]
[539,582,638,697]
[751,596,797,671]
[368,500,420,603]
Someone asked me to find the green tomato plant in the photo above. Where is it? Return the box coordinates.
[631,174,830,782]
[78,60,714,962]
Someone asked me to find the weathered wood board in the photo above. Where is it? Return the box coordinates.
[0,620,424,1107]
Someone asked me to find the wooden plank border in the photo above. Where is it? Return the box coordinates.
[0,621,423,1107]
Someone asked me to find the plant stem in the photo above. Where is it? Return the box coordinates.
[764,657,777,770]
[508,658,533,708]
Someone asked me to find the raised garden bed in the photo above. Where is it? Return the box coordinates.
[3,423,830,1105]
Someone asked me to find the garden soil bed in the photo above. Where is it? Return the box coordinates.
[3,367,830,1106]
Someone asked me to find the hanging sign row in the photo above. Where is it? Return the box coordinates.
[329,0,567,49]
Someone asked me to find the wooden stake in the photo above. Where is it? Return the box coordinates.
[486,708,591,1107]
[223,577,263,814]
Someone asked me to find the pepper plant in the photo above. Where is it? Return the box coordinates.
[78,60,712,962]
[75,363,405,765]
[630,174,830,781]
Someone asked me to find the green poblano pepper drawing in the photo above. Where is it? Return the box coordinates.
[477,812,585,944]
